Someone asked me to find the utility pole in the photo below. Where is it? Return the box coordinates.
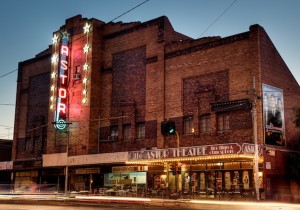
[249,77,260,201]
[175,131,180,193]
[65,133,69,195]
[52,121,72,195]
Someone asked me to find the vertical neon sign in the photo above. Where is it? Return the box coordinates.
[54,31,69,130]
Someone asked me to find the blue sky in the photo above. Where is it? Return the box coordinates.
[0,0,299,139]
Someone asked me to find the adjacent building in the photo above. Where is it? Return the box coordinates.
[0,139,13,190]
[8,15,300,201]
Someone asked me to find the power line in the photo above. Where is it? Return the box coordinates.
[0,104,15,106]
[0,1,151,81]
[0,69,18,79]
[108,0,150,23]
[0,125,13,128]
[199,0,238,37]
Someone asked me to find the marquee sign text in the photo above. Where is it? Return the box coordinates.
[128,143,262,161]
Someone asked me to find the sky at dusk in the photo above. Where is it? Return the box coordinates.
[0,0,299,140]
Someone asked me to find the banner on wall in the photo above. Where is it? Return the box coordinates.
[262,84,285,146]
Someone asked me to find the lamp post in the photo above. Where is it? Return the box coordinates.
[52,121,72,195]
[175,131,180,193]
[65,129,69,195]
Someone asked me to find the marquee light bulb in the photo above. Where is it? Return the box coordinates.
[51,72,56,79]
[83,77,88,84]
[83,23,91,34]
[83,44,90,54]
[52,34,59,45]
[51,54,58,64]
[83,63,89,71]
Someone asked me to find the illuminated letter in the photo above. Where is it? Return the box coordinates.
[58,103,66,114]
[61,46,69,56]
[60,75,67,84]
[59,88,67,98]
[61,60,68,70]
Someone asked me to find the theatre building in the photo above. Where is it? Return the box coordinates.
[9,15,300,201]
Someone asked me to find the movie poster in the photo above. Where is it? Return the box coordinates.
[262,84,285,146]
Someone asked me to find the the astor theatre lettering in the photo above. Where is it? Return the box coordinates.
[128,143,250,161]
[54,31,70,130]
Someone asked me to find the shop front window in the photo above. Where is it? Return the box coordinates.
[104,172,146,192]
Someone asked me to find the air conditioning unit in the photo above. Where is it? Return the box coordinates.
[73,73,81,80]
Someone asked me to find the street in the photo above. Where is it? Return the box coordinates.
[0,196,300,210]
[0,203,299,210]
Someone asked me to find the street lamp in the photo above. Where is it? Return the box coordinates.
[52,121,72,195]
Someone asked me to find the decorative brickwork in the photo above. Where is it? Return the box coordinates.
[183,70,229,116]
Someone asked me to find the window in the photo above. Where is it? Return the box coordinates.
[200,115,211,133]
[75,65,81,74]
[137,123,145,139]
[123,124,131,141]
[25,138,31,152]
[183,116,194,135]
[110,126,118,141]
[217,114,230,131]
[73,65,81,80]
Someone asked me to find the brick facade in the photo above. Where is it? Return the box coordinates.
[13,14,300,161]
[11,15,300,201]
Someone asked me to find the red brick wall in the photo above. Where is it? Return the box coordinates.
[13,16,300,162]
[258,25,300,149]
[13,52,51,160]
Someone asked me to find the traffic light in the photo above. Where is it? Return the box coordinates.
[161,120,176,135]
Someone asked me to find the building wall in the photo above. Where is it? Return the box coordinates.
[13,52,51,160]
[95,16,189,152]
[10,14,300,203]
[13,15,300,160]
[257,25,300,200]
[258,25,300,149]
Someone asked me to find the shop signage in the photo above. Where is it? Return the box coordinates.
[108,179,132,185]
[13,160,42,169]
[68,152,128,166]
[241,143,263,156]
[128,143,243,161]
[0,161,13,170]
[112,166,136,173]
[75,168,100,174]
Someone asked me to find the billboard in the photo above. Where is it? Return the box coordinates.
[262,84,285,146]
